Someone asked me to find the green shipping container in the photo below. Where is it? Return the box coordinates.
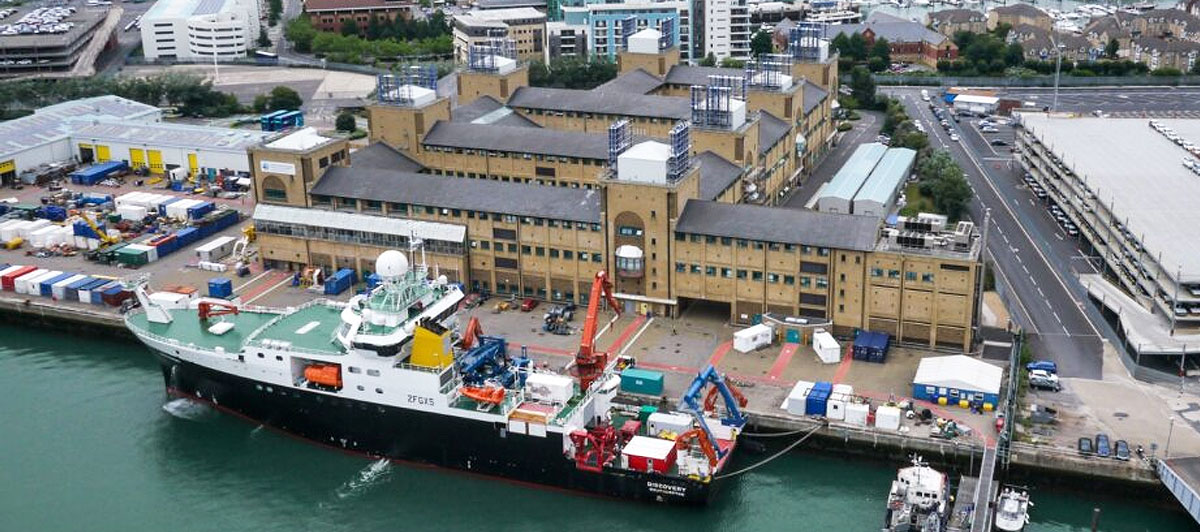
[637,405,658,426]
[621,368,665,396]
[115,246,148,266]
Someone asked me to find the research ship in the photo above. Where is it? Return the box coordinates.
[124,243,748,504]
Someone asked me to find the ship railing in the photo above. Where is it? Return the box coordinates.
[244,340,340,358]
[394,362,443,374]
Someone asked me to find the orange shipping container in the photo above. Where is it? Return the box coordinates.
[304,364,342,389]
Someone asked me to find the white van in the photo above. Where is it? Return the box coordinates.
[920,89,930,102]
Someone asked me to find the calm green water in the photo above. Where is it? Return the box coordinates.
[0,324,1192,532]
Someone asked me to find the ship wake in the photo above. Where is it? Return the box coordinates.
[161,398,212,421]
[335,458,392,500]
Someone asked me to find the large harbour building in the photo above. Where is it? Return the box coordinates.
[1017,113,1200,357]
[250,33,983,350]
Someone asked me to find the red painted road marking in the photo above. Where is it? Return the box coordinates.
[509,343,574,357]
[832,344,854,384]
[237,270,288,301]
[707,341,732,368]
[767,343,799,380]
[605,315,646,353]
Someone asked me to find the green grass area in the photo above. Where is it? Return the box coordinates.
[899,183,934,217]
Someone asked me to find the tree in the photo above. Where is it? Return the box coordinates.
[340,18,359,37]
[916,151,972,221]
[1105,38,1120,60]
[266,86,303,112]
[991,22,1012,41]
[870,37,890,64]
[257,27,271,48]
[1193,59,1200,75]
[848,66,876,109]
[285,17,317,53]
[750,30,774,58]
[1004,42,1024,67]
[845,32,867,61]
[700,53,717,66]
[720,57,745,68]
[528,57,617,89]
[336,111,357,132]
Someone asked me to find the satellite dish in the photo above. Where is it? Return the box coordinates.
[375,250,409,279]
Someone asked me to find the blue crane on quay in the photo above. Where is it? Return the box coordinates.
[678,364,748,461]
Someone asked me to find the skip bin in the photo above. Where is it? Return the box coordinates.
[620,368,664,396]
[208,277,233,299]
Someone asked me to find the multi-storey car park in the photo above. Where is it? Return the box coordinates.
[248,30,984,350]
[1016,113,1200,358]
[0,5,108,75]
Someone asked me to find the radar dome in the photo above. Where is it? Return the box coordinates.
[375,250,410,279]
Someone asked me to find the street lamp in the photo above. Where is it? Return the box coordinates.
[1166,415,1176,459]
[1051,39,1065,113]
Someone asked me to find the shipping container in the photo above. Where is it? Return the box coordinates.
[1,265,35,291]
[39,272,74,297]
[72,220,105,239]
[80,193,113,206]
[77,278,110,302]
[195,236,236,262]
[208,277,233,299]
[70,161,128,185]
[149,233,179,256]
[157,197,181,217]
[101,285,132,307]
[115,245,152,266]
[21,270,60,294]
[117,205,148,221]
[187,201,215,220]
[175,227,199,246]
[323,268,357,295]
[52,274,88,300]
[64,277,95,301]
[620,368,664,396]
[13,269,47,294]
[622,435,677,474]
[90,281,118,305]
[166,198,200,220]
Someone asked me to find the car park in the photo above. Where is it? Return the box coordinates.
[1095,434,1112,458]
[1078,437,1094,456]
[1114,440,1130,461]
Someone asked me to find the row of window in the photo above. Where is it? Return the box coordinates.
[257,220,465,256]
[422,144,604,166]
[314,195,602,232]
[674,262,829,287]
[515,107,675,125]
[674,231,832,256]
[870,268,936,283]
[479,241,606,263]
[427,169,597,189]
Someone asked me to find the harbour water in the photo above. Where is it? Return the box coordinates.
[863,0,1179,24]
[0,323,1193,532]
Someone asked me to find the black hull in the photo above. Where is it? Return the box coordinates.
[157,355,724,505]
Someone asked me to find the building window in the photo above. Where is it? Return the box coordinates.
[784,275,795,285]
[767,273,779,283]
[480,241,490,250]
[922,273,935,283]
[736,269,748,280]
[676,262,686,273]
[618,226,643,236]
[690,264,702,274]
[816,277,828,289]
[906,271,917,281]
[706,266,716,276]
[549,249,559,258]
[579,252,589,262]
[563,250,573,260]
[871,268,884,277]
[593,254,602,263]
[722,268,733,279]
[800,276,811,288]
[521,245,532,255]
[752,271,763,281]
[536,247,545,257]
[888,269,900,279]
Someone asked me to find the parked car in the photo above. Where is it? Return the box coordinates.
[1078,437,1094,456]
[1114,439,1130,461]
[1029,370,1061,391]
[949,133,960,142]
[1095,433,1112,458]
[1026,360,1058,374]
[520,298,538,312]
[990,139,1009,146]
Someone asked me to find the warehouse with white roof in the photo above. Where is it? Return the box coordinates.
[912,354,1002,407]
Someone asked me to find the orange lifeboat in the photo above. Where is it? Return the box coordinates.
[461,385,506,405]
[304,364,343,389]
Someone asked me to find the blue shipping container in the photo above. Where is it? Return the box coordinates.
[805,389,829,416]
[188,202,215,220]
[175,227,199,246]
[208,277,233,299]
[77,279,109,300]
[65,277,94,301]
[39,273,74,297]
[38,206,67,222]
[70,161,128,185]
[158,198,181,217]
[91,281,118,304]
[80,193,113,206]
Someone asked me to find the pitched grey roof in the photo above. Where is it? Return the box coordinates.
[663,64,744,86]
[450,95,541,127]
[991,3,1049,18]
[422,121,608,159]
[803,80,828,115]
[829,21,948,46]
[1134,36,1200,53]
[1139,8,1200,26]
[697,151,743,200]
[507,86,691,120]
[594,68,663,95]
[929,8,985,24]
[675,200,881,250]
[350,142,425,173]
[310,167,602,223]
[476,0,545,9]
[758,111,790,155]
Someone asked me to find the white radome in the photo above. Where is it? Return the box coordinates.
[376,250,410,279]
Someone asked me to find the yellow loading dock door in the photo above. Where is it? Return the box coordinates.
[96,145,111,163]
[78,143,94,164]
[130,148,146,169]
[148,150,164,174]
[187,153,198,177]
[0,159,14,186]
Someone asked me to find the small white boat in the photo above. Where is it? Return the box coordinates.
[993,487,1032,532]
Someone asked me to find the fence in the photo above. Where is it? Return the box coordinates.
[860,73,1200,88]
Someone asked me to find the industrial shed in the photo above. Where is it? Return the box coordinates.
[912,355,1002,408]
[816,142,886,214]
[853,147,916,219]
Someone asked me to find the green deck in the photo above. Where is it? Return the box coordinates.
[253,304,344,354]
[127,309,279,353]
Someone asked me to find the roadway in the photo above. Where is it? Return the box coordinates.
[783,111,881,209]
[882,88,1107,379]
[1000,87,1200,115]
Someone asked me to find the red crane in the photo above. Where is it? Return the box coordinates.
[459,316,484,349]
[575,271,621,392]
[703,380,748,414]
[675,428,719,467]
[198,300,240,320]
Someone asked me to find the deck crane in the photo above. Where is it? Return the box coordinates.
[575,270,621,393]
[80,211,118,245]
[198,300,240,320]
[678,364,748,461]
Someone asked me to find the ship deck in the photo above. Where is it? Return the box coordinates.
[128,308,279,353]
[253,303,344,354]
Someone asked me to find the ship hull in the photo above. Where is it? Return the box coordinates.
[154,352,723,505]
